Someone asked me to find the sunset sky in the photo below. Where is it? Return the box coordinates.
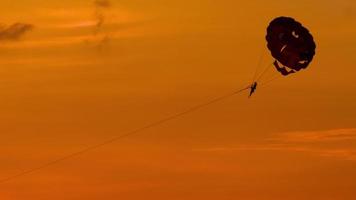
[1,0,356,199]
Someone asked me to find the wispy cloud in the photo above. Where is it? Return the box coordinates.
[194,128,356,161]
[271,128,356,142]
[94,0,111,8]
[0,5,152,50]
[93,0,111,34]
[92,0,112,49]
[0,30,142,49]
[0,23,34,41]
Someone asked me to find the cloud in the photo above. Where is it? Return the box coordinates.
[0,23,34,41]
[94,0,111,8]
[194,128,356,161]
[195,145,356,161]
[271,128,356,143]
[93,0,111,33]
[92,0,112,49]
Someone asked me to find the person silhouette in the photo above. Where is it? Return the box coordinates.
[249,82,258,97]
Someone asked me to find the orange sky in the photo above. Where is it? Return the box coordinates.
[1,0,356,199]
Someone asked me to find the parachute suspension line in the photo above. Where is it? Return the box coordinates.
[260,74,281,88]
[256,61,273,82]
[259,64,286,88]
[260,64,280,84]
[251,46,265,83]
[0,85,251,184]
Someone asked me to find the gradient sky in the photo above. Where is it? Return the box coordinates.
[1,0,356,199]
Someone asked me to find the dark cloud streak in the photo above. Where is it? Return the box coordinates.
[93,0,112,49]
[94,0,111,8]
[0,23,34,41]
[94,0,111,33]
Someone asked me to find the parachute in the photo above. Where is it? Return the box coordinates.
[266,17,316,76]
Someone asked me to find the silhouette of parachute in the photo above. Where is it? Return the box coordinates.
[266,17,316,76]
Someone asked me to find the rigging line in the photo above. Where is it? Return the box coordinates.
[260,75,282,88]
[251,46,265,83]
[260,68,278,83]
[256,61,273,82]
[0,85,251,184]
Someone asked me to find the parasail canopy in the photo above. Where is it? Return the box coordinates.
[266,16,316,76]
